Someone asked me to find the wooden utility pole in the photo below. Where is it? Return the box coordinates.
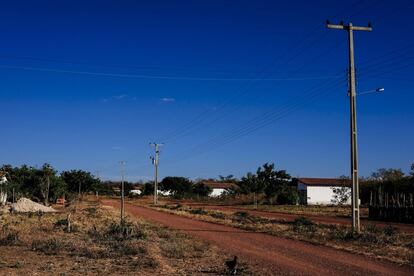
[327,21,372,233]
[150,143,163,205]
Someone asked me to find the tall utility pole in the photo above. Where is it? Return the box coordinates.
[150,143,163,205]
[327,21,372,233]
[120,161,126,223]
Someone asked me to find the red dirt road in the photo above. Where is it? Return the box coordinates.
[102,199,413,276]
[184,203,414,234]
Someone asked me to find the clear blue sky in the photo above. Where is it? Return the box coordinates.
[1,0,413,181]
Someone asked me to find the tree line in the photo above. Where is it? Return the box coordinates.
[0,164,101,204]
[1,162,413,206]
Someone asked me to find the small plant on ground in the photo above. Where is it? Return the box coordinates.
[292,216,316,233]
[31,238,64,255]
[189,208,208,215]
[0,231,19,246]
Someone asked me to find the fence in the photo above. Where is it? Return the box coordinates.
[368,191,414,223]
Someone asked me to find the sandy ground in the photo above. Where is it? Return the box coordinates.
[102,199,414,276]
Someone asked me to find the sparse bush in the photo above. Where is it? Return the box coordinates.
[54,217,78,232]
[160,235,207,259]
[0,231,19,246]
[109,240,147,255]
[85,207,97,216]
[359,232,379,244]
[233,211,249,218]
[383,225,397,236]
[330,227,357,241]
[171,203,182,210]
[210,212,226,219]
[89,220,146,241]
[292,217,316,233]
[189,208,207,215]
[364,224,381,234]
[31,238,64,255]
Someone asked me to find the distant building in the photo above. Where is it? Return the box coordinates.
[129,189,142,196]
[200,181,239,197]
[293,178,351,205]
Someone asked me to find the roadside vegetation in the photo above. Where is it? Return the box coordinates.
[149,203,414,266]
[0,197,249,275]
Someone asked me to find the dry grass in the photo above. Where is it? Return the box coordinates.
[230,204,369,218]
[150,203,414,266]
[0,197,249,275]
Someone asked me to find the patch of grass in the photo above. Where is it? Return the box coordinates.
[109,240,147,255]
[171,203,182,210]
[160,232,208,259]
[292,216,316,233]
[88,220,147,242]
[189,208,208,215]
[0,231,19,246]
[209,211,226,219]
[383,225,397,236]
[31,238,64,255]
[234,211,249,218]
[85,207,97,217]
[364,224,381,234]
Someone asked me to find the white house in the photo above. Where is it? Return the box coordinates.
[294,178,351,205]
[201,181,238,197]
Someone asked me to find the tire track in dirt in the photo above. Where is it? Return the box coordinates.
[102,199,413,276]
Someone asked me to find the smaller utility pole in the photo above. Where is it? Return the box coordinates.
[78,180,82,200]
[150,143,163,205]
[120,161,126,223]
[46,175,50,206]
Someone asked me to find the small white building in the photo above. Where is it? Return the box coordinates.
[294,178,351,205]
[201,181,239,197]
[129,189,142,196]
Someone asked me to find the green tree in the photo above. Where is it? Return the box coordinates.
[142,182,154,195]
[160,176,193,198]
[192,182,212,197]
[371,168,405,182]
[218,175,237,183]
[239,172,264,206]
[277,186,299,205]
[61,170,100,195]
[330,175,351,205]
[256,163,291,204]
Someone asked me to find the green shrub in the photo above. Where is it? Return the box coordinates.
[383,225,397,236]
[0,231,19,246]
[89,220,146,241]
[189,208,207,215]
[277,187,299,205]
[330,227,357,241]
[210,212,226,219]
[364,224,381,234]
[31,238,64,255]
[292,217,316,233]
[233,211,249,218]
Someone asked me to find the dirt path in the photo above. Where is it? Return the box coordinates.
[182,203,414,234]
[102,199,413,276]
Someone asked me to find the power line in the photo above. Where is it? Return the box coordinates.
[155,0,371,144]
[167,78,346,163]
[0,64,342,81]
